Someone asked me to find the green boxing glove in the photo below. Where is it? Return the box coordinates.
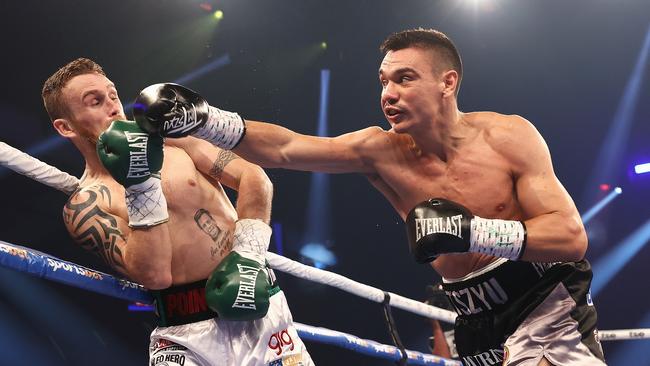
[205,219,273,321]
[97,120,169,228]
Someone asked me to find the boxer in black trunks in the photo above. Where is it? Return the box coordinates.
[135,28,607,365]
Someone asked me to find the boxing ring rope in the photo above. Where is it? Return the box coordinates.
[1,140,648,365]
[0,239,458,366]
[0,141,79,195]
[266,252,457,323]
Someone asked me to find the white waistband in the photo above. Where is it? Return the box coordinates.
[442,258,509,284]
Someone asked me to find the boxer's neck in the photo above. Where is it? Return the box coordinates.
[76,139,113,181]
[411,105,470,162]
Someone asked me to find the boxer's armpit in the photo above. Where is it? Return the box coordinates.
[208,150,240,180]
[63,185,127,273]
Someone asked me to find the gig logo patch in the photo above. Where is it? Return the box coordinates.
[268,329,295,356]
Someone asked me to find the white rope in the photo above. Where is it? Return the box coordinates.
[0,141,80,194]
[599,328,650,341]
[5,141,646,340]
[267,252,457,323]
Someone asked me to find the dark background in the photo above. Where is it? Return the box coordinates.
[1,0,649,364]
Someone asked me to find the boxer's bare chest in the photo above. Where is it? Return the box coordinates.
[370,135,524,278]
[99,147,238,282]
[160,147,238,282]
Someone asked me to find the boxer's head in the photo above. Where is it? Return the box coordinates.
[379,29,462,133]
[43,58,126,145]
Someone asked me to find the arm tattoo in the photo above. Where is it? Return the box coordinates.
[64,186,126,272]
[208,150,239,180]
[194,208,232,259]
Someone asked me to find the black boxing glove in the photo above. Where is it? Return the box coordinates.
[406,198,527,263]
[133,83,245,149]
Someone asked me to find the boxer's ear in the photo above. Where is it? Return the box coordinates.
[440,69,459,98]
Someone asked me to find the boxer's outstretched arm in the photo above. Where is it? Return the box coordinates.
[235,121,381,174]
[496,116,587,262]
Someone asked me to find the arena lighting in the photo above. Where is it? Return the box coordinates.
[300,243,337,269]
[581,186,622,225]
[320,41,328,50]
[300,70,333,268]
[635,162,650,175]
[581,25,650,206]
[213,10,223,20]
[591,217,650,296]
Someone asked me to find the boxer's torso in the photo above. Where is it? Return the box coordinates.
[72,144,237,285]
[365,111,525,279]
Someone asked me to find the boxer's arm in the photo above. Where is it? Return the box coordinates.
[497,115,587,262]
[430,320,452,358]
[235,121,381,174]
[167,137,272,223]
[63,185,173,289]
[134,83,379,174]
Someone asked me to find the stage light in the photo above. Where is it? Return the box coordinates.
[592,218,650,296]
[581,187,623,224]
[213,10,223,20]
[635,163,650,175]
[320,42,327,50]
[300,243,337,269]
[599,184,610,191]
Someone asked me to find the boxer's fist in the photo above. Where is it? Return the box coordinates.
[133,83,245,149]
[406,198,473,263]
[406,198,527,263]
[133,83,209,138]
[97,120,163,187]
[97,120,168,227]
[205,251,271,321]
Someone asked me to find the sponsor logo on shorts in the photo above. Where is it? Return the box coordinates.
[414,215,464,241]
[150,339,188,366]
[150,354,186,366]
[268,329,295,356]
[164,287,208,317]
[268,353,305,366]
[502,345,509,365]
[445,277,508,316]
[150,338,188,354]
[586,289,593,306]
[461,348,503,366]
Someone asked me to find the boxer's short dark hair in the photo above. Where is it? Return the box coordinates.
[381,28,463,96]
[42,58,106,120]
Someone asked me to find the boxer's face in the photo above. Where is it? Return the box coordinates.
[60,73,126,143]
[379,47,447,134]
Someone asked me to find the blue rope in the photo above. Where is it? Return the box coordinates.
[0,240,459,366]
